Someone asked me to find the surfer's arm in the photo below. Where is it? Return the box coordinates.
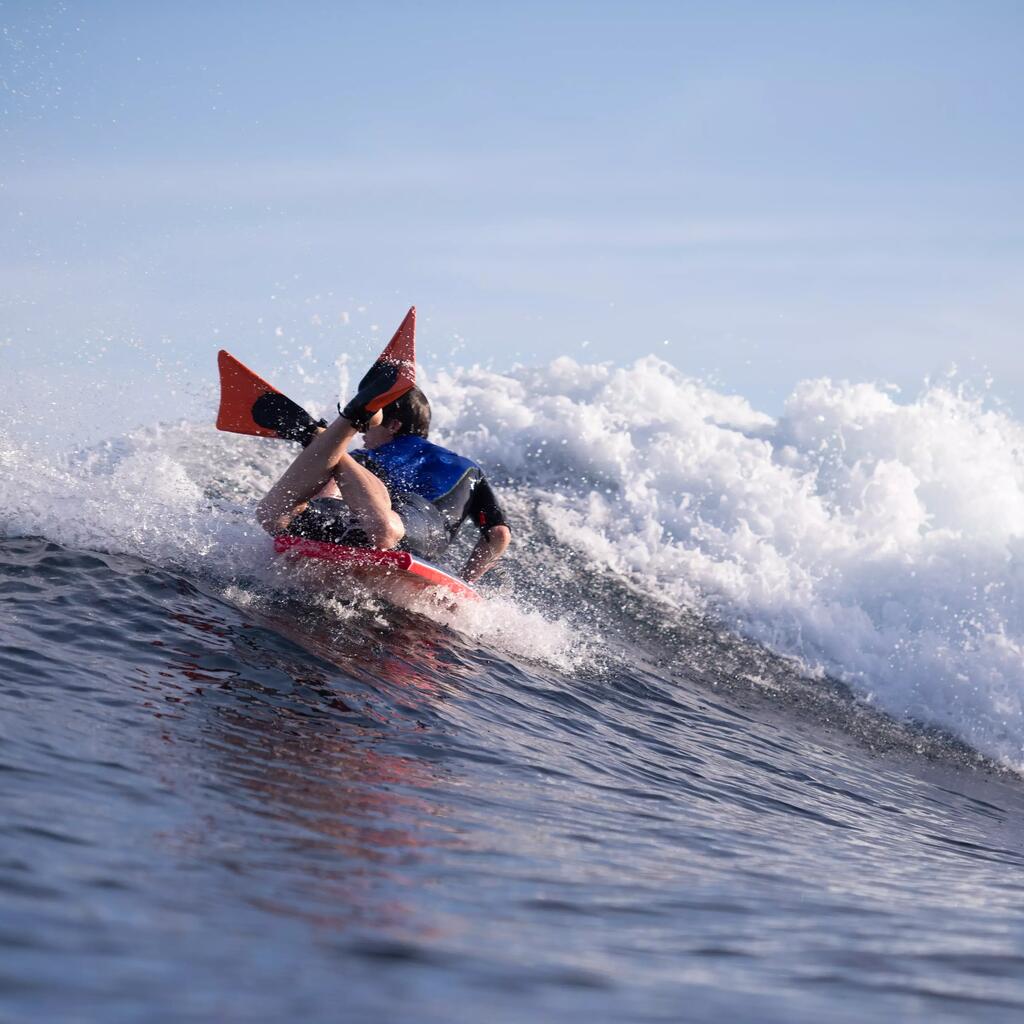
[460,476,510,581]
[255,414,404,548]
[255,420,346,533]
[463,525,511,582]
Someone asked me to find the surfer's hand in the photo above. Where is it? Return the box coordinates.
[463,525,511,582]
[339,404,384,432]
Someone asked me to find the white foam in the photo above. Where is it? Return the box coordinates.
[428,357,1024,769]
[0,426,271,576]
[404,584,595,676]
[0,418,588,672]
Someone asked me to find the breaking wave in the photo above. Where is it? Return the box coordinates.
[3,353,1023,765]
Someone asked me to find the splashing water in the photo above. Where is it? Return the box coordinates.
[3,355,1023,765]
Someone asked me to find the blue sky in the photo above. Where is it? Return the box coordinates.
[3,1,1023,438]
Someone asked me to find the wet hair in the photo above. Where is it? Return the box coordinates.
[382,386,431,438]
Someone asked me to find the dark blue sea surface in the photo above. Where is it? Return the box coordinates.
[3,535,1024,1023]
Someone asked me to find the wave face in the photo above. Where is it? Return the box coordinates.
[3,354,1024,1020]
[2,356,1024,762]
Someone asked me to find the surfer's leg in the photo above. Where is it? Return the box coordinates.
[255,414,404,549]
[328,456,404,549]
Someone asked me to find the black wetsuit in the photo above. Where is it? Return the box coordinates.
[287,434,508,561]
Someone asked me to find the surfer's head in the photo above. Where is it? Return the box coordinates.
[362,386,431,447]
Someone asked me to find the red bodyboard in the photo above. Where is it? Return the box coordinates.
[274,535,479,602]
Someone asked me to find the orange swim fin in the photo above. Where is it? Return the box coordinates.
[216,350,325,444]
[341,307,418,427]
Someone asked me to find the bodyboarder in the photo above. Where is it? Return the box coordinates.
[254,366,511,584]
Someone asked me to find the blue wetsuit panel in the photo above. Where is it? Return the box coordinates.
[353,435,508,543]
[352,436,480,502]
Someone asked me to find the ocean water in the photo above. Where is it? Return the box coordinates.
[3,357,1024,1023]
